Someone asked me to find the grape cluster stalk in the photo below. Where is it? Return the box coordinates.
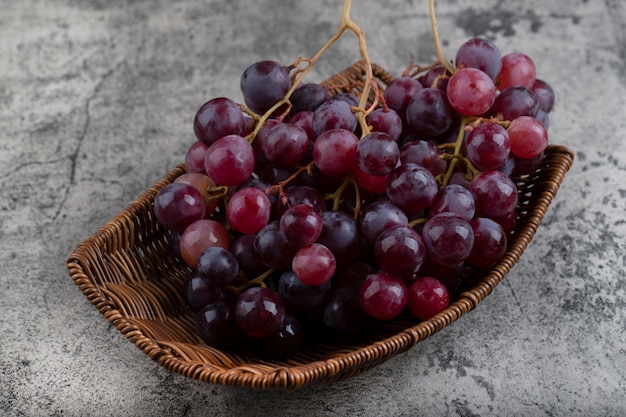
[152,0,556,358]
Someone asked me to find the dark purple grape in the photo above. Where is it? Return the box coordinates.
[455,37,502,80]
[374,225,426,278]
[230,234,267,277]
[289,110,316,141]
[418,256,464,297]
[195,301,241,347]
[421,66,450,91]
[254,221,299,269]
[257,315,304,359]
[184,141,209,173]
[235,286,285,339]
[406,88,455,138]
[531,79,555,113]
[193,97,245,146]
[365,108,403,141]
[183,274,225,310]
[511,151,545,176]
[273,185,325,219]
[278,270,332,310]
[359,200,408,244]
[465,121,511,171]
[335,260,376,290]
[312,99,357,136]
[259,122,309,166]
[466,217,508,267]
[290,82,329,114]
[535,109,550,130]
[422,212,475,265]
[430,184,476,220]
[196,247,239,287]
[334,92,360,106]
[491,86,539,120]
[240,60,291,115]
[386,163,438,214]
[399,139,447,176]
[383,76,423,116]
[153,183,206,233]
[323,288,367,340]
[316,210,361,263]
[469,170,519,220]
[357,131,399,176]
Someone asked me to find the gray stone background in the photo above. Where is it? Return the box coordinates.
[1,0,625,415]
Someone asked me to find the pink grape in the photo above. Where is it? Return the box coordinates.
[507,116,548,159]
[179,219,230,268]
[292,243,336,286]
[497,52,536,90]
[447,67,496,116]
[312,128,359,178]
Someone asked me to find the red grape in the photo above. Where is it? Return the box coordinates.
[447,67,496,116]
[358,272,407,321]
[407,277,450,320]
[497,52,536,90]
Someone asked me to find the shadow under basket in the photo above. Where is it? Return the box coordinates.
[67,62,575,390]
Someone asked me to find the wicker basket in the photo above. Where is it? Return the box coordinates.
[67,62,574,390]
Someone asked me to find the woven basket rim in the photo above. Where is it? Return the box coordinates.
[67,61,575,390]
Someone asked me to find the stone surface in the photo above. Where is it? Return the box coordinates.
[1,0,625,415]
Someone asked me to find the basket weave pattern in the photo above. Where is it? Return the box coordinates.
[67,62,574,389]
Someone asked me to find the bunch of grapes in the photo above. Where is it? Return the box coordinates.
[152,37,555,358]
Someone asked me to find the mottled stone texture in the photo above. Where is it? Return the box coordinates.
[1,0,625,416]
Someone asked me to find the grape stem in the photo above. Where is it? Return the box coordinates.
[246,0,376,143]
[267,161,315,203]
[231,268,275,294]
[439,116,470,187]
[428,0,455,75]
